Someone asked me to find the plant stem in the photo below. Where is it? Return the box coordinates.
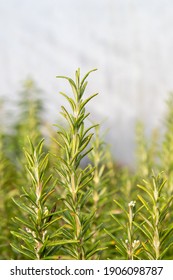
[56,69,98,259]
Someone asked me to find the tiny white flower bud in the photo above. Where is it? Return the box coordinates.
[128,200,136,207]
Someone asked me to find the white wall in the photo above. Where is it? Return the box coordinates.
[0,0,172,165]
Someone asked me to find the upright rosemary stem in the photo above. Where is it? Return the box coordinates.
[56,68,98,259]
[137,172,173,260]
[11,139,65,260]
[127,201,139,260]
[152,180,160,259]
[106,199,141,260]
[23,139,51,260]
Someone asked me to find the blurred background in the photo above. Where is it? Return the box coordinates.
[0,0,173,166]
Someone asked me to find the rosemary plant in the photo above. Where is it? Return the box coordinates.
[15,79,43,140]
[135,121,159,178]
[88,126,116,259]
[161,93,173,195]
[0,102,18,259]
[1,69,173,260]
[136,172,173,259]
[89,127,113,218]
[106,199,142,260]
[11,139,68,259]
[0,128,11,259]
[55,69,103,259]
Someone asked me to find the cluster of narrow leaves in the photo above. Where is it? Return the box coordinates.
[1,69,173,260]
[54,69,105,259]
[11,139,69,259]
[106,199,142,260]
[136,173,173,259]
[88,126,116,258]
[161,93,173,196]
[106,93,173,260]
[107,172,173,260]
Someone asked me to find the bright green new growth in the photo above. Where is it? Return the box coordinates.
[11,139,66,259]
[136,172,173,259]
[55,69,103,259]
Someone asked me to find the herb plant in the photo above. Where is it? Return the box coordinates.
[136,172,173,259]
[11,139,64,259]
[0,69,173,260]
[55,69,104,259]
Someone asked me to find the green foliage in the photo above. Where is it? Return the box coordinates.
[106,199,142,260]
[135,122,159,177]
[54,69,104,259]
[161,93,173,195]
[11,139,65,259]
[0,70,173,260]
[136,172,173,259]
[88,126,116,259]
[0,100,18,259]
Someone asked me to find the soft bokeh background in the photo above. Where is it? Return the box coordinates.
[0,0,172,165]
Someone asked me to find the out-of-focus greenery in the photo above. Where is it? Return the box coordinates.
[0,72,173,260]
